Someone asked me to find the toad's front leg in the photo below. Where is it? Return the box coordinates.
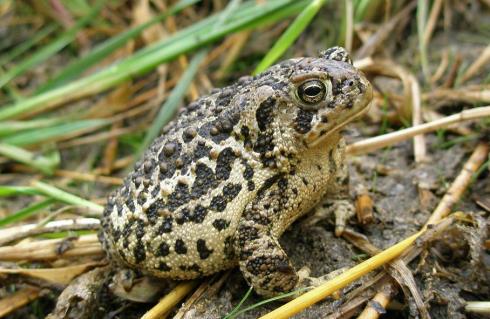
[235,217,299,297]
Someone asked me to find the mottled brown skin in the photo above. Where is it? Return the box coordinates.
[99,47,373,297]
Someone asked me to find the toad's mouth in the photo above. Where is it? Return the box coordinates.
[306,85,373,147]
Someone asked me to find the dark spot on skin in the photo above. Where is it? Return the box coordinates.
[125,199,135,213]
[319,130,327,136]
[241,126,252,148]
[224,236,235,259]
[301,177,309,186]
[134,219,145,240]
[223,183,242,200]
[242,160,254,180]
[247,180,255,191]
[216,147,237,180]
[175,208,190,225]
[175,239,187,254]
[196,239,213,260]
[151,185,160,198]
[245,255,290,276]
[237,224,260,248]
[179,264,201,273]
[316,164,322,171]
[137,192,146,206]
[146,199,164,225]
[253,132,275,168]
[157,262,171,271]
[156,242,170,257]
[194,141,211,159]
[191,163,217,199]
[133,241,146,263]
[255,97,276,131]
[158,217,173,234]
[292,188,298,195]
[193,205,208,223]
[210,195,227,212]
[329,148,337,171]
[256,173,284,199]
[167,183,190,211]
[321,115,328,123]
[212,219,230,231]
[294,109,314,134]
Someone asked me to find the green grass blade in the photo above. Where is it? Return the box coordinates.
[0,186,42,197]
[137,50,207,158]
[0,0,106,90]
[223,286,253,319]
[137,0,240,157]
[32,181,103,214]
[0,143,59,174]
[417,0,429,81]
[229,287,311,318]
[1,119,110,146]
[36,0,200,93]
[0,118,65,137]
[0,199,55,228]
[0,24,57,66]
[0,0,307,121]
[253,0,328,74]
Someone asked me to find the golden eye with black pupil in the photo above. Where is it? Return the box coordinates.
[297,80,326,104]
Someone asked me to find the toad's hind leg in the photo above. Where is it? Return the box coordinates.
[235,218,299,297]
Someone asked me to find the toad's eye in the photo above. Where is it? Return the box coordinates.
[297,80,326,104]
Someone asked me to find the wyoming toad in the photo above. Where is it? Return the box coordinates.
[99,47,373,297]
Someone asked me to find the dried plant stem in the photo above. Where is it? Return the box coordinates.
[409,74,427,162]
[431,49,449,83]
[346,106,490,156]
[357,288,392,319]
[141,280,199,319]
[422,0,443,46]
[0,222,99,246]
[459,45,490,84]
[426,143,489,225]
[465,301,490,315]
[423,87,490,103]
[0,234,103,261]
[0,286,41,318]
[344,0,353,52]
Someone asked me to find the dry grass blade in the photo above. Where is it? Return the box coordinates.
[141,280,199,319]
[465,301,490,315]
[0,234,103,261]
[0,261,104,285]
[423,86,490,103]
[409,74,426,162]
[347,106,490,156]
[459,45,490,84]
[422,0,443,46]
[426,142,489,225]
[0,220,99,246]
[0,286,41,318]
[356,1,416,59]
